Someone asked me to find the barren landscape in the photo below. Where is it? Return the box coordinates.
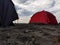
[0,24,60,45]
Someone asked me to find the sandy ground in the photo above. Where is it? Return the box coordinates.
[0,24,60,45]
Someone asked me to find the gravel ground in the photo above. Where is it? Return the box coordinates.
[0,24,60,45]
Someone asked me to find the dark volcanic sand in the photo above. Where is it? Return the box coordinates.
[0,24,60,45]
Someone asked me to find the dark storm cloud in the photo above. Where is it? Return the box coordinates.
[20,9,33,16]
[15,0,28,4]
[20,0,28,3]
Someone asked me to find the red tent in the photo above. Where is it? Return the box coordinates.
[29,10,58,24]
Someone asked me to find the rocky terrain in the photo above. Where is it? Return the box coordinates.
[0,24,60,45]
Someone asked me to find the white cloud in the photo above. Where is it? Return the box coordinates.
[12,0,60,23]
[13,16,31,23]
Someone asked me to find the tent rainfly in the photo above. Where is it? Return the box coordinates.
[29,10,58,24]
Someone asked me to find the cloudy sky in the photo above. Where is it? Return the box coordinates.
[12,0,60,23]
